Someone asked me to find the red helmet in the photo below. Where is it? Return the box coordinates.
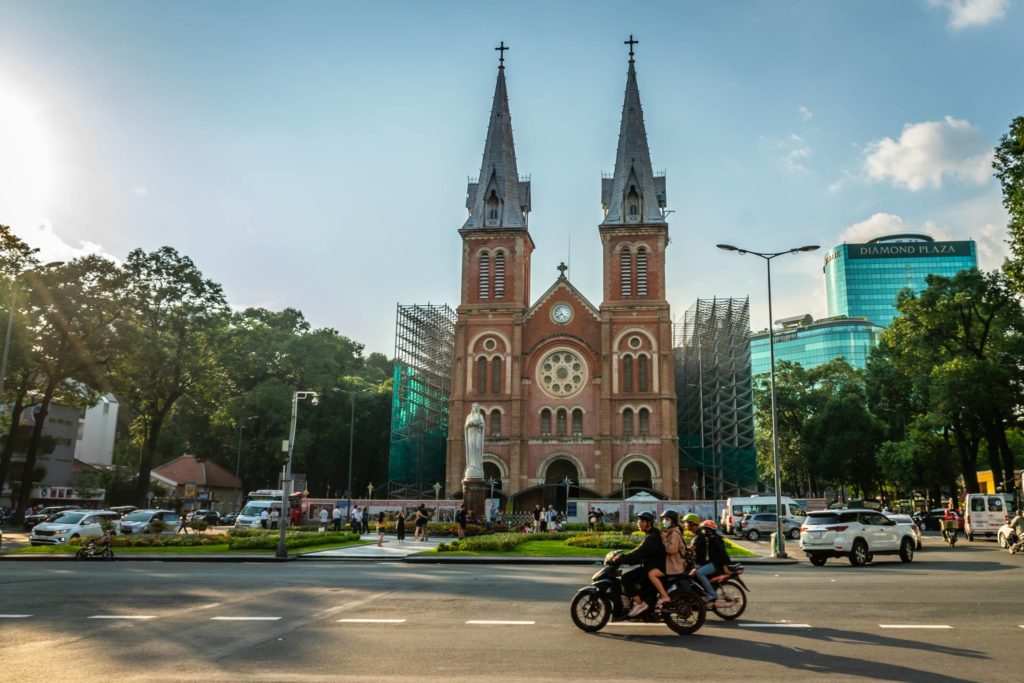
[701,520,717,529]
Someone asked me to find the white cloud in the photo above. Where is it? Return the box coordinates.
[928,0,1009,29]
[799,105,814,121]
[21,221,118,265]
[839,213,957,245]
[863,116,992,190]
[781,133,811,172]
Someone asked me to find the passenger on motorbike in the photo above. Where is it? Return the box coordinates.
[609,511,666,617]
[941,505,957,543]
[647,509,685,608]
[689,517,733,608]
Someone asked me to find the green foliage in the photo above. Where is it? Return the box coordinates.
[995,116,1024,292]
[564,533,641,549]
[225,530,360,550]
[436,531,576,552]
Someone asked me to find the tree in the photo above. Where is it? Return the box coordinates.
[994,116,1024,292]
[110,247,228,507]
[11,256,125,522]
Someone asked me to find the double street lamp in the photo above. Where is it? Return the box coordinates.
[333,387,370,507]
[717,243,820,558]
[277,390,318,559]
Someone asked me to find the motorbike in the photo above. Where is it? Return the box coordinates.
[1009,532,1024,555]
[683,561,749,620]
[570,551,706,635]
[76,532,114,560]
[941,521,957,548]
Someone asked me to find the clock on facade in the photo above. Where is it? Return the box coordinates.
[552,303,572,324]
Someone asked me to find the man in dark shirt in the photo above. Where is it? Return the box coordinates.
[612,511,666,617]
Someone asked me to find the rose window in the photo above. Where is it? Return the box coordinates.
[537,350,587,398]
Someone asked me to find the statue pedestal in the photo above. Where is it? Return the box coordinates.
[462,478,486,523]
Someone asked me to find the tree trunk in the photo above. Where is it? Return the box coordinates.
[0,396,27,501]
[951,416,980,494]
[134,417,164,507]
[984,417,1004,493]
[13,385,55,524]
[994,410,1017,493]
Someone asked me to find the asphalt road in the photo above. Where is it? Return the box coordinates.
[1,538,1020,682]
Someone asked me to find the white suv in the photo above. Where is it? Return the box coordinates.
[29,510,120,546]
[800,509,917,566]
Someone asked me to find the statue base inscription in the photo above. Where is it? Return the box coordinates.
[462,478,486,523]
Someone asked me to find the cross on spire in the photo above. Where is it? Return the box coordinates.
[625,35,638,62]
[495,41,509,68]
[557,262,568,278]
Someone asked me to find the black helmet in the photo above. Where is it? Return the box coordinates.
[637,511,656,524]
[660,509,680,525]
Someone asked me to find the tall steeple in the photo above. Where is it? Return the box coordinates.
[463,42,531,230]
[601,36,666,226]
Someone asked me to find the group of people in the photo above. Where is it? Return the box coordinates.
[611,509,733,618]
[530,505,563,532]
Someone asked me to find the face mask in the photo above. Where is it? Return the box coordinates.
[662,519,672,529]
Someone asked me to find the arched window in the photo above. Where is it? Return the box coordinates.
[486,189,500,224]
[572,408,583,437]
[622,355,633,393]
[494,251,505,299]
[627,184,640,222]
[490,409,502,437]
[638,408,650,436]
[619,247,632,297]
[491,356,502,394]
[556,408,568,437]
[637,355,649,393]
[622,408,634,437]
[477,356,488,395]
[636,246,648,296]
[540,409,552,438]
[478,252,490,299]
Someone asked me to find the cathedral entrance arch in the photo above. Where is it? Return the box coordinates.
[609,455,665,499]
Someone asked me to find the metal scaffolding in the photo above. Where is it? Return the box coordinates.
[674,297,758,500]
[387,303,457,494]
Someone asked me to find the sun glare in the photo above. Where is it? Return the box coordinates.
[0,78,60,228]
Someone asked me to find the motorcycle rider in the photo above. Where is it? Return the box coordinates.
[687,516,733,608]
[610,511,666,618]
[648,509,685,608]
[1008,509,1024,553]
[941,504,957,544]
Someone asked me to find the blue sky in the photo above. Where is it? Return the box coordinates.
[0,1,1020,355]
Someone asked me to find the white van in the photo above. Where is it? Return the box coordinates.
[721,496,806,536]
[235,499,282,529]
[965,493,1011,541]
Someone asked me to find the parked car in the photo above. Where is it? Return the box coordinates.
[884,512,923,550]
[737,512,803,541]
[965,493,1010,541]
[913,508,948,532]
[23,506,83,531]
[800,508,917,566]
[221,511,238,526]
[29,510,120,546]
[117,509,181,535]
[109,505,137,518]
[190,510,221,525]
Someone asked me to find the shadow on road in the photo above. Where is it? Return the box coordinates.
[593,621,988,682]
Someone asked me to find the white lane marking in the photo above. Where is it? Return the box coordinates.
[879,624,952,629]
[336,618,407,623]
[465,620,535,625]
[739,623,812,628]
[0,614,32,618]
[210,616,281,621]
[88,615,157,620]
[197,603,222,610]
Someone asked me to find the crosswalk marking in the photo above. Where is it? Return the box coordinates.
[336,618,407,623]
[0,614,32,618]
[739,623,812,628]
[210,616,281,621]
[879,624,952,629]
[88,615,156,620]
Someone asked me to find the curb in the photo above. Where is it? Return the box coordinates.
[0,553,294,562]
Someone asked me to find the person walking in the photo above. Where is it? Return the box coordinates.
[319,507,329,532]
[414,504,429,542]
[177,512,191,535]
[332,505,342,532]
[396,510,407,543]
[376,512,387,547]
[532,505,542,533]
[456,505,468,540]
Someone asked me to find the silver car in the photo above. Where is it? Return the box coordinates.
[737,512,802,541]
[29,510,120,546]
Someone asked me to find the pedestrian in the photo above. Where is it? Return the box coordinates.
[332,504,342,532]
[319,507,329,532]
[414,504,428,542]
[456,505,468,539]
[361,507,370,534]
[351,506,361,534]
[260,508,269,530]
[532,505,542,533]
[377,512,387,547]
[494,507,503,528]
[396,510,407,543]
[177,512,191,535]
[269,508,280,530]
[588,506,596,532]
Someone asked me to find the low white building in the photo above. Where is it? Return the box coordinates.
[74,394,119,467]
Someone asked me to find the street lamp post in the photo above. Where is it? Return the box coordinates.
[333,387,369,510]
[717,243,820,558]
[0,261,65,411]
[277,391,318,559]
[235,415,257,510]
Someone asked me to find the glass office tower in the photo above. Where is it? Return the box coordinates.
[824,233,977,328]
[750,316,885,376]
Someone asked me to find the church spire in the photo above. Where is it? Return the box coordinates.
[463,42,531,230]
[601,36,666,226]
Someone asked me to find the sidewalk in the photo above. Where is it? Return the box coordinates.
[300,535,442,560]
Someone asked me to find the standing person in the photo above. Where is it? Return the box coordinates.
[332,505,342,532]
[532,505,542,533]
[319,507,329,532]
[269,508,279,530]
[259,508,269,530]
[351,506,361,534]
[396,510,407,543]
[456,505,468,539]
[376,512,387,547]
[414,504,428,542]
[362,507,370,536]
[494,507,503,528]
[588,507,596,532]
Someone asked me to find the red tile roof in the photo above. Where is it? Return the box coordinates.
[152,454,241,489]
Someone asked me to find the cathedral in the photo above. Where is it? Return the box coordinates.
[445,41,680,509]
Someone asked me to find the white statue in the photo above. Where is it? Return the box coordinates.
[463,403,485,480]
